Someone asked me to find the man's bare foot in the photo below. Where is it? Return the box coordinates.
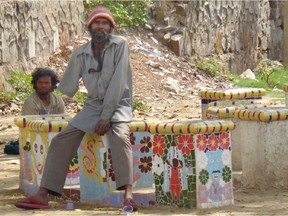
[32,187,49,204]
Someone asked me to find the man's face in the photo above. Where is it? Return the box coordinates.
[90,18,111,43]
[90,18,111,32]
[35,76,52,96]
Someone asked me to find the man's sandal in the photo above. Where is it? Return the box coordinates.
[123,198,138,212]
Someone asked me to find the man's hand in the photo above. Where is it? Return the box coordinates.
[95,120,110,136]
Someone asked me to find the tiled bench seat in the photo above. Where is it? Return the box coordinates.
[199,88,266,120]
[15,116,236,209]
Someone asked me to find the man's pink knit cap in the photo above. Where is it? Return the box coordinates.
[87,6,116,28]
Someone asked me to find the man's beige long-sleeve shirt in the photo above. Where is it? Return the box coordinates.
[58,35,133,134]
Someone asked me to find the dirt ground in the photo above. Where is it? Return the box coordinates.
[1,116,288,216]
[1,155,288,216]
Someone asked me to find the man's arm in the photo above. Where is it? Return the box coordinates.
[57,51,82,97]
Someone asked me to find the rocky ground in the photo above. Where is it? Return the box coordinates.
[0,29,287,215]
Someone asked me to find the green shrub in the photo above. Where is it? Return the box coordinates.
[133,99,149,112]
[4,71,33,102]
[83,0,151,30]
[195,57,229,77]
[268,67,288,89]
[0,91,16,103]
[256,60,279,88]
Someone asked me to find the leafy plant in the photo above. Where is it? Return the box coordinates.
[133,99,149,112]
[255,59,281,88]
[195,57,229,77]
[268,66,288,89]
[0,91,16,103]
[83,0,151,30]
[2,71,34,102]
[74,91,87,104]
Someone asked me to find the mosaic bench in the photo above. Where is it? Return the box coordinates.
[203,100,267,171]
[14,115,79,196]
[15,116,236,209]
[80,119,236,209]
[233,107,288,189]
[199,88,266,120]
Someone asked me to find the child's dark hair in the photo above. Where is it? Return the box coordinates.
[31,68,58,91]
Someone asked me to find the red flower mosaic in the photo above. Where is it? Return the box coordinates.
[152,135,166,156]
[196,134,207,151]
[177,135,194,156]
[207,134,219,151]
[219,132,230,149]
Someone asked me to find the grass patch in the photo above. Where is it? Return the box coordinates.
[231,74,268,89]
[231,68,286,103]
[269,67,288,89]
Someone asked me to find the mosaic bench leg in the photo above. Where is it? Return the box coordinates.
[79,132,155,207]
[152,132,234,209]
[19,129,80,196]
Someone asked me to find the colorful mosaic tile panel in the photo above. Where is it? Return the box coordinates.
[19,129,79,194]
[79,131,154,206]
[195,132,233,208]
[152,134,196,208]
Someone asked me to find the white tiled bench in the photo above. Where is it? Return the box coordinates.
[233,107,288,189]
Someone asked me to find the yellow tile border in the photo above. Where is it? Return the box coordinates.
[207,104,267,119]
[206,99,265,108]
[234,107,288,122]
[15,117,235,134]
[199,88,266,100]
[149,120,235,134]
[130,121,150,132]
[14,115,71,129]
